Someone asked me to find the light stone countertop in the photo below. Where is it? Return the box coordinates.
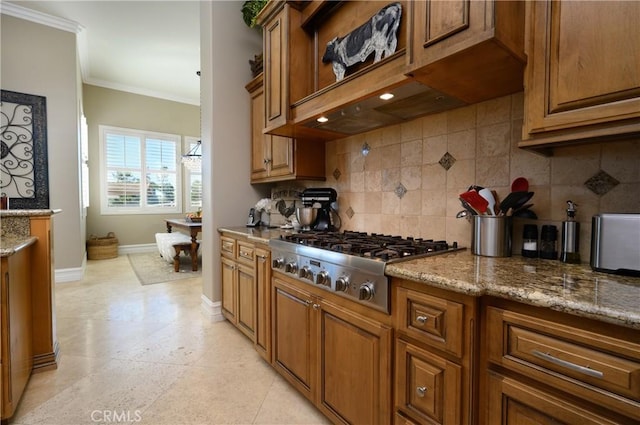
[386,250,640,330]
[0,208,62,217]
[217,227,640,330]
[0,235,38,257]
[218,226,297,244]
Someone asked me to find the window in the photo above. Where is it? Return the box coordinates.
[184,136,202,212]
[99,125,181,215]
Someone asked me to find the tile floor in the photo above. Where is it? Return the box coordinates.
[10,255,329,425]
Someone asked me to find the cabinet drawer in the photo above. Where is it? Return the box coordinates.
[487,373,621,425]
[395,339,461,425]
[220,236,236,258]
[486,306,640,419]
[396,287,464,357]
[237,241,255,265]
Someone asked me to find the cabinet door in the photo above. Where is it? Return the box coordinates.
[318,300,393,425]
[272,277,316,400]
[263,5,288,131]
[266,135,294,178]
[255,248,271,362]
[395,339,462,425]
[487,373,620,425]
[522,1,640,144]
[236,263,256,341]
[220,257,237,324]
[248,77,269,181]
[1,250,33,420]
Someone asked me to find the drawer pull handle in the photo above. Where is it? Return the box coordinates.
[416,386,427,397]
[416,315,428,325]
[532,350,604,379]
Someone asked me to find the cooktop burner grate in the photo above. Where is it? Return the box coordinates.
[280,230,457,261]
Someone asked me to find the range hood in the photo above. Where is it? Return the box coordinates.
[301,81,465,136]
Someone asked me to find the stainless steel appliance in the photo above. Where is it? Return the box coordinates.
[591,213,640,276]
[301,188,339,231]
[270,231,461,313]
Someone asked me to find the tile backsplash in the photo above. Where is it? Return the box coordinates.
[304,92,640,262]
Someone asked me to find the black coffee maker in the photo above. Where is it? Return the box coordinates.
[301,188,338,231]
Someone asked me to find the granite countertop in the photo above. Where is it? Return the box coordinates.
[386,250,640,330]
[218,226,297,244]
[0,208,62,217]
[0,235,38,257]
[217,226,639,329]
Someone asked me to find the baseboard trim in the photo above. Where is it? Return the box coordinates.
[118,243,157,255]
[55,256,86,283]
[201,295,224,322]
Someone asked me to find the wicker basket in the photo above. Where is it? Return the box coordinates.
[87,232,118,260]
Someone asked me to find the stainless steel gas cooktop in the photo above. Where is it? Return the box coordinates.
[270,231,462,313]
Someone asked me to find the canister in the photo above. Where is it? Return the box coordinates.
[472,215,513,257]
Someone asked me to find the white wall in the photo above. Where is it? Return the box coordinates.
[200,1,266,305]
[1,14,84,271]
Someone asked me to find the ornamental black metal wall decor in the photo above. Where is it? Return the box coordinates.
[1,89,50,209]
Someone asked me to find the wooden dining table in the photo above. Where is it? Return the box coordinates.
[164,218,202,271]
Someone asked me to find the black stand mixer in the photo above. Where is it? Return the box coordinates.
[301,188,339,231]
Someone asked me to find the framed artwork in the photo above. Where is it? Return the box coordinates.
[1,89,50,209]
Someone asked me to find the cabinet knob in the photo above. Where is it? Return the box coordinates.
[416,315,428,325]
[416,386,427,397]
[312,303,320,310]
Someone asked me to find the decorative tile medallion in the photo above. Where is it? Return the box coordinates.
[584,170,620,196]
[438,152,456,170]
[395,183,407,199]
[346,206,354,219]
[333,168,342,180]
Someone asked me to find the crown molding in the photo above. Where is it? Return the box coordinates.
[84,77,200,106]
[1,2,83,33]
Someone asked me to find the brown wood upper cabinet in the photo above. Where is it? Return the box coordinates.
[257,1,525,141]
[408,0,526,104]
[520,0,640,149]
[246,73,325,183]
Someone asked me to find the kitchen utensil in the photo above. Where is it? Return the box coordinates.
[478,188,496,215]
[512,208,538,219]
[459,190,489,215]
[456,210,471,219]
[459,198,478,215]
[499,191,534,215]
[296,207,318,231]
[511,177,529,192]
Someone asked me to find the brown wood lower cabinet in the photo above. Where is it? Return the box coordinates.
[272,274,393,425]
[220,235,256,341]
[482,298,640,424]
[393,280,478,425]
[1,245,33,420]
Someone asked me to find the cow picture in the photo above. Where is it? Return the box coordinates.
[322,3,402,82]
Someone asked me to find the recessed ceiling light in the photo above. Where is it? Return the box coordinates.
[317,116,329,123]
[379,93,394,100]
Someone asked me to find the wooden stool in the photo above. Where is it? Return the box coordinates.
[172,242,200,272]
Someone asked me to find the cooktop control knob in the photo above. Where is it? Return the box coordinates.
[315,271,330,286]
[285,262,298,274]
[335,276,350,292]
[358,282,375,301]
[299,266,313,280]
[272,258,284,269]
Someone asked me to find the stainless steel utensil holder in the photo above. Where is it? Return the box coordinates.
[472,216,513,257]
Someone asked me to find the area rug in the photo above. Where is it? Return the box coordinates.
[128,252,202,285]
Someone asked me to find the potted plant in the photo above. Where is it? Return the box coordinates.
[242,0,268,29]
[242,0,268,77]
